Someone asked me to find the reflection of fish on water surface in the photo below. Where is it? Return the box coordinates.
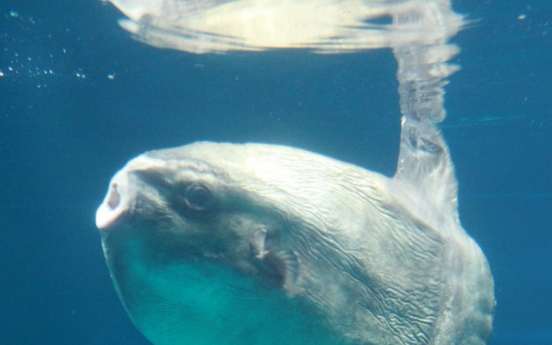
[107,0,464,54]
[96,1,496,345]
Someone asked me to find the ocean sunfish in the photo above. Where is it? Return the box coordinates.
[96,117,495,344]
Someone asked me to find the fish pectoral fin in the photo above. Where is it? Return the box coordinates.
[248,228,298,287]
[266,249,299,287]
[249,228,270,259]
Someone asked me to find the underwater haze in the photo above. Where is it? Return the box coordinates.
[0,0,551,345]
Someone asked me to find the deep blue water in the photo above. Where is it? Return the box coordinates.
[0,0,551,344]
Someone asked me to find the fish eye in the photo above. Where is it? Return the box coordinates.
[184,184,212,211]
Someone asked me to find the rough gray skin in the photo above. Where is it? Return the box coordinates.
[96,118,495,345]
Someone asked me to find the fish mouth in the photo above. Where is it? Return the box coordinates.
[96,170,131,230]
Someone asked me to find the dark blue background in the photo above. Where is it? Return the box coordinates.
[1,0,551,344]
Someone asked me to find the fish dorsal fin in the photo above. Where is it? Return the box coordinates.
[391,36,462,223]
[394,116,459,222]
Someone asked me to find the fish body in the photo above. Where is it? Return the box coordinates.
[96,141,494,345]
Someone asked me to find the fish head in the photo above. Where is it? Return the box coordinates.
[95,142,342,345]
[96,143,296,278]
